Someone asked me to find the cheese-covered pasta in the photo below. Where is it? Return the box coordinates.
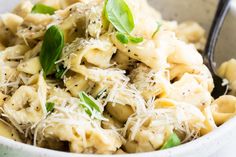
[0,0,235,155]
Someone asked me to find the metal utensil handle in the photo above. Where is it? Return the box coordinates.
[204,0,231,73]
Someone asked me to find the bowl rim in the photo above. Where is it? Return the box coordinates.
[1,115,236,157]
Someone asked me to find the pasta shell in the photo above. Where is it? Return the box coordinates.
[17,57,42,74]
[211,95,236,125]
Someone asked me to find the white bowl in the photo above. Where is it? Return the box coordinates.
[1,0,236,157]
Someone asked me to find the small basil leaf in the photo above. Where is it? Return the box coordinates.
[79,92,101,116]
[55,65,66,79]
[152,22,162,38]
[46,102,55,113]
[116,32,129,44]
[128,36,143,43]
[161,133,181,150]
[105,0,134,34]
[40,25,64,76]
[32,3,56,15]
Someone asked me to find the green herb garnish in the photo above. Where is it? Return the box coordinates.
[105,0,143,44]
[116,32,129,44]
[79,92,101,116]
[46,102,55,113]
[32,3,56,15]
[39,25,64,76]
[152,22,162,38]
[116,32,143,44]
[161,133,181,150]
[105,0,134,34]
[128,36,143,43]
[55,65,66,79]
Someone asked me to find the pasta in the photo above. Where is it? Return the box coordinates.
[218,59,236,95]
[211,95,236,125]
[0,0,235,155]
[0,120,21,142]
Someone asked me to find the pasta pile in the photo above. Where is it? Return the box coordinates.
[0,0,235,154]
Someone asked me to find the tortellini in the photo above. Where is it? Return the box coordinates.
[130,63,171,100]
[200,106,217,135]
[124,129,165,153]
[167,40,203,65]
[0,17,16,46]
[0,121,21,142]
[17,57,42,74]
[106,103,134,123]
[0,43,5,50]
[175,21,206,51]
[168,74,212,109]
[154,98,206,128]
[64,36,116,69]
[3,86,43,126]
[0,13,23,34]
[124,98,205,153]
[17,13,53,42]
[36,94,122,154]
[65,74,93,97]
[211,95,236,125]
[0,92,7,107]
[170,64,214,92]
[218,59,236,95]
[112,34,167,70]
[112,51,137,71]
[13,0,33,18]
[1,44,29,61]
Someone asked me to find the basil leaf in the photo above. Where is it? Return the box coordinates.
[40,25,64,76]
[32,3,56,15]
[116,32,129,44]
[55,65,66,79]
[46,102,55,113]
[79,92,101,116]
[161,133,181,150]
[152,22,162,38]
[105,0,134,34]
[129,36,143,43]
